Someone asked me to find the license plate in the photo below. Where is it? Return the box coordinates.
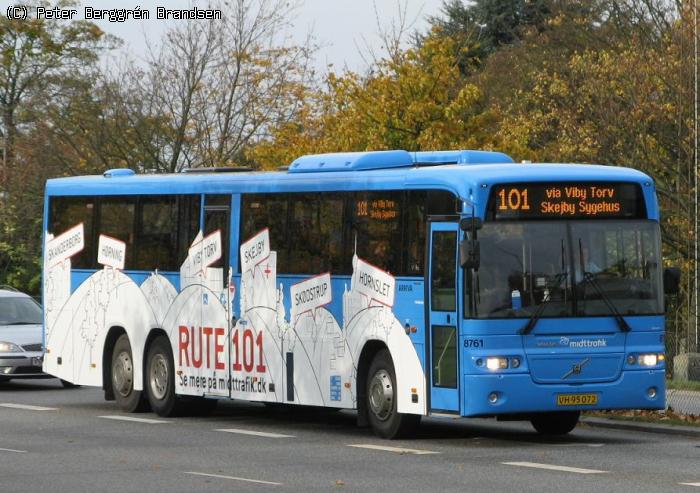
[556,393,598,406]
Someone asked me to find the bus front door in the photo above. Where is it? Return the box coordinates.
[427,220,460,413]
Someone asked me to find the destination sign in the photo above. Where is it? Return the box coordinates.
[189,230,222,274]
[353,256,395,307]
[487,182,644,220]
[356,198,399,221]
[97,234,126,270]
[240,228,270,274]
[46,223,85,267]
[290,273,332,322]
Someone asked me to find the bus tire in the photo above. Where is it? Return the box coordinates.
[111,334,148,413]
[145,335,185,417]
[530,411,580,435]
[366,349,420,439]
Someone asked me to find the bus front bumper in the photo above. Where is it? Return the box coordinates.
[462,369,665,417]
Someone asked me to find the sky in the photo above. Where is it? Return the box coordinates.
[1,0,445,73]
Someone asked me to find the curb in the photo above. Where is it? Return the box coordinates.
[581,416,700,438]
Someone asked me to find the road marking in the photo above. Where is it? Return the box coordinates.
[347,444,439,455]
[215,428,295,438]
[0,447,26,453]
[185,471,281,486]
[502,462,607,474]
[0,403,58,411]
[553,443,605,448]
[680,483,700,488]
[98,415,171,424]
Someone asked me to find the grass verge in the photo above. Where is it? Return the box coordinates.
[585,409,700,427]
[666,379,700,392]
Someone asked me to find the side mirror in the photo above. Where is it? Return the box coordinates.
[460,239,480,270]
[663,267,680,295]
[460,217,482,232]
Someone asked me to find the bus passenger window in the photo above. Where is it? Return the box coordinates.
[431,231,456,311]
[49,197,96,269]
[177,195,201,266]
[241,195,288,271]
[289,194,320,274]
[204,195,230,282]
[352,191,402,274]
[134,196,177,271]
[98,197,135,269]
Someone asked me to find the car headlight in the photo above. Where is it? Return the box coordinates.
[0,341,22,353]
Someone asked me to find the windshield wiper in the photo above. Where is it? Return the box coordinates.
[2,321,39,325]
[520,271,569,335]
[580,272,631,332]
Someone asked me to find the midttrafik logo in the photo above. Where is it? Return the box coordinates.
[560,337,607,348]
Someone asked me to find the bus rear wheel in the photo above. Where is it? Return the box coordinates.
[111,334,148,412]
[146,335,186,417]
[366,349,420,439]
[530,411,580,435]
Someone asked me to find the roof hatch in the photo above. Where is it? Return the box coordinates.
[287,149,513,173]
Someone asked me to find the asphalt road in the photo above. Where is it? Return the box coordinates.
[1,379,699,493]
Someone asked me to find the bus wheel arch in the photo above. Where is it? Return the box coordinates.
[102,326,127,401]
[106,329,149,412]
[356,340,387,428]
[358,343,420,439]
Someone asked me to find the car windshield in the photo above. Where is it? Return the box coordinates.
[0,297,43,325]
[467,220,663,318]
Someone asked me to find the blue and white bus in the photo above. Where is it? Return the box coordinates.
[42,149,674,438]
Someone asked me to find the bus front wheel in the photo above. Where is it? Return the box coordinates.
[111,334,148,412]
[530,411,580,435]
[366,349,420,439]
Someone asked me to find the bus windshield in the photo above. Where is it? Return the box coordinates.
[469,220,663,319]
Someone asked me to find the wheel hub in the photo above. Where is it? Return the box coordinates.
[368,369,393,421]
[113,351,133,398]
[149,353,168,400]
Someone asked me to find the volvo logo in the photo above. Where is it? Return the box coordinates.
[562,357,591,379]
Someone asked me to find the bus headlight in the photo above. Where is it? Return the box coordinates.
[637,353,664,367]
[486,357,508,371]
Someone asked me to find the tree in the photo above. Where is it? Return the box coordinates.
[0,0,109,189]
[423,0,551,72]
[112,0,315,173]
[0,1,112,291]
[249,34,497,168]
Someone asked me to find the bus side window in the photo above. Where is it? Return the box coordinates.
[352,191,402,274]
[177,195,201,267]
[98,197,136,269]
[204,195,231,283]
[241,194,289,271]
[289,194,320,274]
[404,191,426,276]
[134,196,178,271]
[288,193,344,275]
[48,196,96,269]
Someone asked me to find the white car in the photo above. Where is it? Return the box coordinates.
[0,287,49,382]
